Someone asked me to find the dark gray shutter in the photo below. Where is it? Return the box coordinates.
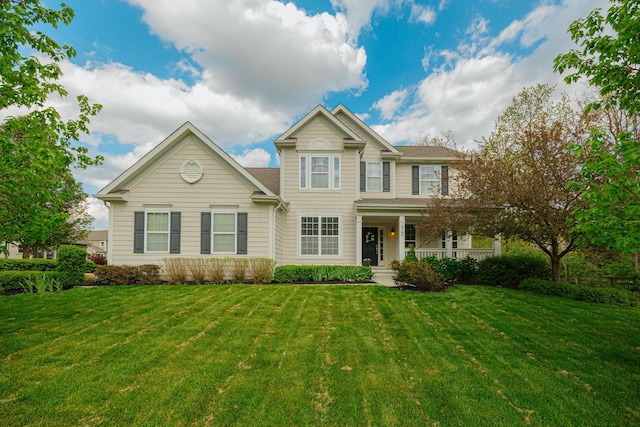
[383,161,390,192]
[170,212,181,254]
[201,212,211,254]
[441,166,449,195]
[360,162,366,192]
[237,213,248,255]
[134,211,144,253]
[412,165,419,195]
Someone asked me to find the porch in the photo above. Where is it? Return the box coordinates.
[406,247,495,262]
[354,198,500,267]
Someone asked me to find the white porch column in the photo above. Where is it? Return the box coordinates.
[445,232,453,258]
[398,215,405,261]
[356,214,363,265]
[493,234,502,256]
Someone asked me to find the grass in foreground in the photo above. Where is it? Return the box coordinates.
[0,285,638,426]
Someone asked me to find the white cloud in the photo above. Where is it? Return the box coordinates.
[128,0,367,110]
[330,0,389,42]
[231,148,272,167]
[410,3,436,25]
[372,0,610,149]
[87,197,109,230]
[372,89,409,120]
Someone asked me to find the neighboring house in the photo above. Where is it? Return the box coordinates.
[76,230,108,256]
[95,104,499,268]
[1,242,55,259]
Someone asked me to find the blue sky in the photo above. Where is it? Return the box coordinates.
[8,0,608,228]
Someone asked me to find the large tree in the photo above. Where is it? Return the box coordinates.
[421,84,594,281]
[0,1,102,256]
[554,0,640,258]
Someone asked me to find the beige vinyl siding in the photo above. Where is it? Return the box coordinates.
[394,163,460,198]
[274,208,286,265]
[109,136,271,266]
[278,117,360,265]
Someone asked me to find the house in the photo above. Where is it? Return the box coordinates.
[94,104,499,268]
[75,230,108,257]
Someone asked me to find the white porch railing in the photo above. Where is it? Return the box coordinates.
[406,248,495,262]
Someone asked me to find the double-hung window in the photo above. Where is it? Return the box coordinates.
[420,165,440,195]
[412,165,449,195]
[134,210,181,254]
[299,155,340,189]
[146,211,170,252]
[300,216,340,256]
[212,212,237,254]
[405,224,417,248]
[366,162,383,192]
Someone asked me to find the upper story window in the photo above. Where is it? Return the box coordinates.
[366,162,382,192]
[412,165,449,195]
[360,161,390,192]
[300,155,340,190]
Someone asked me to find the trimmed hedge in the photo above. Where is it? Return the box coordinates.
[0,271,61,293]
[273,265,373,283]
[519,278,637,307]
[93,265,162,286]
[56,246,88,289]
[0,258,57,272]
[477,255,550,287]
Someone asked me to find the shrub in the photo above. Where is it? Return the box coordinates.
[249,258,276,284]
[420,256,478,283]
[93,265,161,286]
[273,265,297,283]
[187,258,207,284]
[393,260,446,291]
[519,278,637,307]
[477,255,550,287]
[404,244,418,262]
[0,258,56,271]
[0,271,61,293]
[138,265,161,285]
[56,245,88,289]
[230,258,248,283]
[273,265,373,283]
[87,253,107,265]
[205,258,227,284]
[163,258,189,284]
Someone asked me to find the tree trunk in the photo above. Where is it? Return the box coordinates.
[550,239,561,282]
[550,256,561,282]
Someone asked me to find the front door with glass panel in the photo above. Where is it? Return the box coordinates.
[362,227,378,266]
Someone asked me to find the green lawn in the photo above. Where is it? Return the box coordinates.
[1,285,638,426]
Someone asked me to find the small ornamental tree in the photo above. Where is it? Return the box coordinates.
[421,85,594,282]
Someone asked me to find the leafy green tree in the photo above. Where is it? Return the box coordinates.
[554,0,640,262]
[0,1,102,256]
[553,0,640,113]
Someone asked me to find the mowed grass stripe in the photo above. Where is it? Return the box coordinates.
[0,285,638,426]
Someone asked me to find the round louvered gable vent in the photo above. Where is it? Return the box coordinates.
[180,160,203,183]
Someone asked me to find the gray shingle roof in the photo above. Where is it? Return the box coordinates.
[245,168,280,195]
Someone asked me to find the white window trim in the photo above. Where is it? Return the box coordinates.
[366,161,383,192]
[144,209,170,254]
[298,215,342,257]
[299,155,341,190]
[211,210,237,255]
[419,165,441,195]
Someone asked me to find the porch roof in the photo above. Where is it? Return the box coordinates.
[355,198,434,214]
